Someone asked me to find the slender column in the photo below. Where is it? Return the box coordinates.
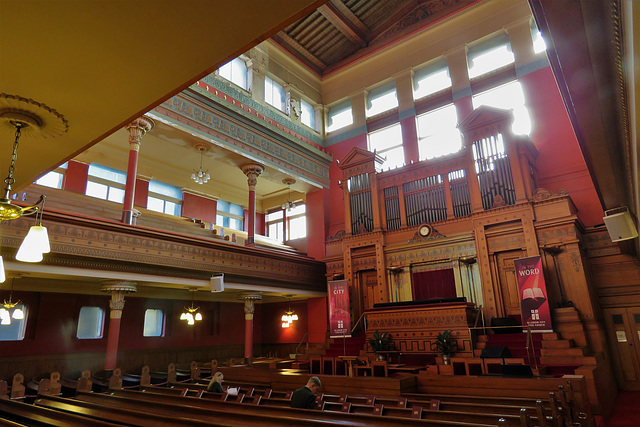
[122,116,154,225]
[241,163,265,246]
[101,281,137,370]
[238,292,262,361]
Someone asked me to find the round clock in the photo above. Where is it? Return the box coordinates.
[418,224,432,237]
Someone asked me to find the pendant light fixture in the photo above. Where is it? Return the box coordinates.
[281,178,296,211]
[180,288,203,325]
[0,278,24,325]
[281,294,298,328]
[190,145,210,184]
[0,94,68,281]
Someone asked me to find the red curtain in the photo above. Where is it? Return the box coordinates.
[412,269,456,301]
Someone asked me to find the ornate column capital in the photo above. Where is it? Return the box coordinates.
[240,163,265,189]
[101,281,137,315]
[125,115,155,150]
[238,292,262,318]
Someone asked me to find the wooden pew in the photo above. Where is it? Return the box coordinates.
[0,397,120,426]
[98,388,497,426]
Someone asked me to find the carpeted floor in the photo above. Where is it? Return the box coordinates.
[600,390,640,426]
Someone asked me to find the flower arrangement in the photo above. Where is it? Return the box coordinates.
[367,330,392,353]
[431,330,458,364]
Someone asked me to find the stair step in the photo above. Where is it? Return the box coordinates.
[541,347,586,357]
[540,355,597,365]
[541,340,573,349]
[541,333,559,340]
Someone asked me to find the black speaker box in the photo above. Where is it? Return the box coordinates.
[480,345,512,359]
[490,317,522,334]
[500,364,533,377]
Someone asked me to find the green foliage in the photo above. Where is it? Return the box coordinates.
[367,330,392,353]
[431,330,458,356]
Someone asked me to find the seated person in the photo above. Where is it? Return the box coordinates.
[290,376,321,409]
[206,371,224,393]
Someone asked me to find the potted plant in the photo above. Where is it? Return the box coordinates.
[367,330,392,360]
[431,330,458,365]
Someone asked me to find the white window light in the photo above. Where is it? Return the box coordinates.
[219,58,247,90]
[265,76,285,112]
[368,123,404,170]
[366,81,398,117]
[467,33,515,79]
[301,99,315,129]
[416,104,462,160]
[327,100,353,132]
[413,59,451,100]
[472,80,532,136]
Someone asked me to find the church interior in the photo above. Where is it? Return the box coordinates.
[1,0,639,424]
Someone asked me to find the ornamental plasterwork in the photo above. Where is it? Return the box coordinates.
[407,226,445,243]
[530,187,569,202]
[155,95,330,187]
[387,240,475,265]
[197,74,322,145]
[1,217,324,287]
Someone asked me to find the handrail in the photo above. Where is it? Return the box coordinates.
[351,312,366,334]
[294,332,309,357]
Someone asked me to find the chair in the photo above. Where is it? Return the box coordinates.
[355,356,372,376]
[464,358,485,375]
[309,355,322,375]
[371,361,388,377]
[334,357,347,376]
[321,356,335,375]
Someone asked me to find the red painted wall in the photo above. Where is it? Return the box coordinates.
[181,193,216,223]
[134,179,149,209]
[62,160,88,193]
[306,188,330,261]
[260,297,327,344]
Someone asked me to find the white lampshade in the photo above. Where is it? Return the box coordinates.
[292,314,298,321]
[180,312,188,320]
[0,309,10,325]
[281,321,290,328]
[12,308,24,320]
[191,173,196,180]
[195,312,202,321]
[0,256,5,283]
[16,225,50,262]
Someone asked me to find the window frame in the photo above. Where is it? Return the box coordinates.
[265,75,286,112]
[367,122,405,170]
[218,57,248,90]
[76,306,105,340]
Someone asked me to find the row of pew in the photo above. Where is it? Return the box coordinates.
[0,367,592,426]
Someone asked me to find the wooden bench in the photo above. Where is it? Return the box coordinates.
[0,397,120,427]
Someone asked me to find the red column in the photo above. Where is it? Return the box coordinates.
[101,281,137,370]
[240,163,264,246]
[122,116,154,225]
[238,292,262,362]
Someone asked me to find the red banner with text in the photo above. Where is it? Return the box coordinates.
[328,279,351,338]
[514,256,553,332]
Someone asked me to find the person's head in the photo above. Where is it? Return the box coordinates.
[306,376,321,394]
[212,371,224,384]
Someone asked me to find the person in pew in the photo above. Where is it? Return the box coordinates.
[290,376,321,410]
[207,372,225,393]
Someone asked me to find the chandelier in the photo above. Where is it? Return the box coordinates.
[191,145,210,184]
[0,279,24,325]
[281,294,298,328]
[180,288,203,325]
[0,95,67,281]
[281,178,296,211]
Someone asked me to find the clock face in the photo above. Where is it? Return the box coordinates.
[419,224,431,237]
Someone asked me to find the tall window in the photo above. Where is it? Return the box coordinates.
[530,18,547,54]
[35,162,68,189]
[301,99,315,129]
[265,76,285,112]
[143,309,165,337]
[86,164,126,203]
[77,306,104,339]
[0,304,27,341]
[327,100,353,132]
[266,205,307,242]
[147,180,182,216]
[218,58,247,90]
[467,33,514,79]
[413,59,451,100]
[416,104,462,160]
[217,200,244,231]
[472,81,532,135]
[366,81,398,117]
[368,123,404,170]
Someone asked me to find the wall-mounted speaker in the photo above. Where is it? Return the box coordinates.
[603,208,638,242]
[211,274,224,292]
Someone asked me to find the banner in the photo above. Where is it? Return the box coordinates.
[328,279,351,338]
[514,256,553,332]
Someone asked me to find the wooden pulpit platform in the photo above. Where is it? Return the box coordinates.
[366,300,477,356]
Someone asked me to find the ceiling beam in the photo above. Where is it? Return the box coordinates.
[329,0,369,35]
[272,32,327,74]
[318,2,367,47]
